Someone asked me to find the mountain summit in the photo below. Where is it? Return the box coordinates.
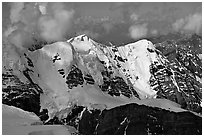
[3,34,202,122]
[6,34,197,119]
[2,34,202,134]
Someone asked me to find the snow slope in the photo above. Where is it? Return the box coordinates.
[2,104,72,135]
[26,42,73,119]
[2,104,41,126]
[104,40,159,98]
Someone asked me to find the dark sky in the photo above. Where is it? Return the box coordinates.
[2,2,202,45]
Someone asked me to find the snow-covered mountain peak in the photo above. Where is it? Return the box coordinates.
[73,34,90,41]
[20,37,164,119]
[2,33,202,134]
[67,35,161,99]
[13,34,201,121]
[67,34,96,52]
[102,39,161,99]
[126,39,155,51]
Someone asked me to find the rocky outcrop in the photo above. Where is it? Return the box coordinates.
[2,70,41,116]
[78,103,202,135]
[66,65,84,89]
[153,34,202,113]
[155,34,201,78]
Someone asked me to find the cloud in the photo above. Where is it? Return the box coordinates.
[130,13,139,22]
[151,29,158,35]
[38,3,74,42]
[8,30,24,50]
[129,23,148,40]
[6,2,75,50]
[4,25,18,37]
[172,12,201,34]
[102,22,114,34]
[38,2,48,15]
[76,30,99,39]
[4,2,202,50]
[172,18,185,31]
[10,2,24,24]
[183,13,202,33]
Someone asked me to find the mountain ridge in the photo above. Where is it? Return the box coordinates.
[2,34,202,134]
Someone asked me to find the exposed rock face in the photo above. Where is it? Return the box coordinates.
[155,34,201,79]
[153,34,202,113]
[2,70,41,116]
[78,103,202,135]
[66,65,84,89]
[99,76,139,98]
